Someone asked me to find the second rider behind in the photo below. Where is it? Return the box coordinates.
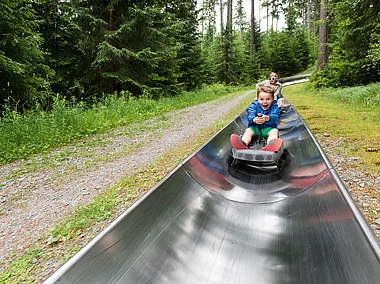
[230,85,283,152]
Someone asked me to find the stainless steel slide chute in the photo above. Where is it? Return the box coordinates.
[44,101,380,284]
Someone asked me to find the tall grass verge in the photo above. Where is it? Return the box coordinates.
[323,83,380,106]
[0,84,246,165]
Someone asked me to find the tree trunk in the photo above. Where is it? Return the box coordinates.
[220,0,224,44]
[317,0,328,70]
[200,0,204,40]
[306,0,311,33]
[266,2,269,32]
[226,0,233,77]
[107,7,116,94]
[212,1,216,40]
[313,0,318,37]
[250,0,255,56]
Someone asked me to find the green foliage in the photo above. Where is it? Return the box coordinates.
[324,83,380,106]
[234,0,249,34]
[0,247,42,283]
[94,6,182,97]
[201,33,225,84]
[309,60,362,88]
[258,29,313,77]
[167,0,204,91]
[0,85,241,164]
[32,0,87,99]
[0,0,54,109]
[233,34,252,83]
[238,51,261,85]
[220,31,238,85]
[0,0,209,111]
[365,32,380,73]
[312,0,380,87]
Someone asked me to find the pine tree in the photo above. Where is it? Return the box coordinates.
[33,0,85,99]
[0,0,53,109]
[166,0,204,91]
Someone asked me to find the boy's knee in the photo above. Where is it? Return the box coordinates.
[246,127,256,136]
[268,128,279,136]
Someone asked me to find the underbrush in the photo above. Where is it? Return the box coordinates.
[323,83,380,106]
[0,84,246,165]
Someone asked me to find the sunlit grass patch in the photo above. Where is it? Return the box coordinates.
[284,82,380,174]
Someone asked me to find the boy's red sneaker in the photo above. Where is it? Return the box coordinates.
[230,134,248,150]
[261,138,283,152]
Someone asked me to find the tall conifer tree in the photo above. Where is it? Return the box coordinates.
[0,0,53,109]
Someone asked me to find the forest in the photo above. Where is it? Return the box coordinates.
[0,0,379,112]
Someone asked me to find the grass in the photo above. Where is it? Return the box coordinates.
[284,82,380,174]
[0,84,249,165]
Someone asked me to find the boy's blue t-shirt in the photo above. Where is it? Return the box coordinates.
[247,100,279,129]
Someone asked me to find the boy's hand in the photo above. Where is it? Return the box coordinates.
[253,115,266,124]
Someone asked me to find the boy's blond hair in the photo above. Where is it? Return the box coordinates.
[257,85,274,99]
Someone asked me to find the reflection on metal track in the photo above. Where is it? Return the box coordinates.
[45,80,380,284]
